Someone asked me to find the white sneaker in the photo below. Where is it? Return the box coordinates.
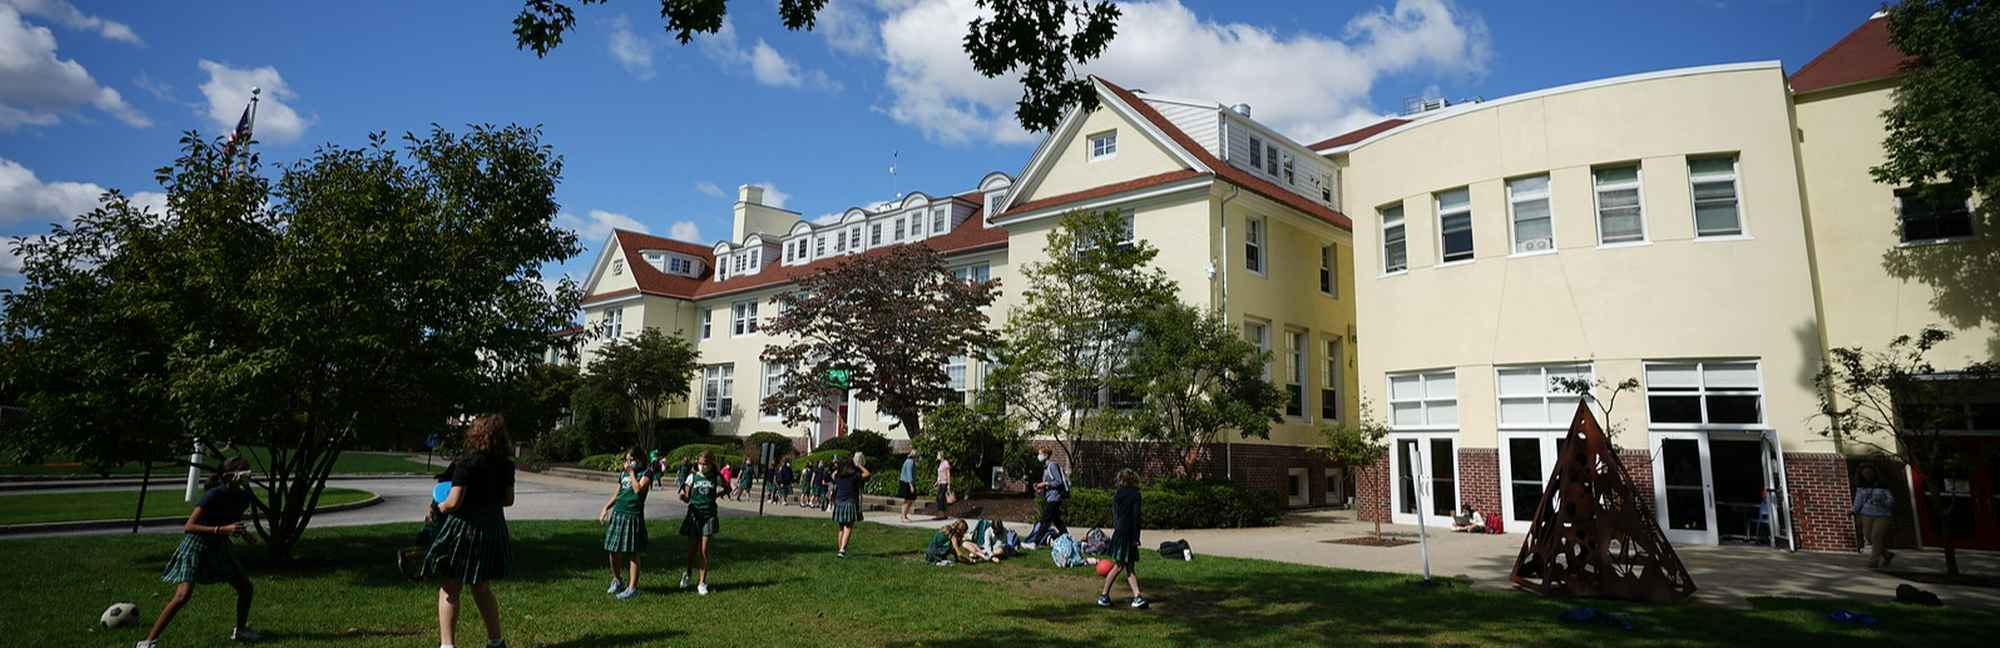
[232,626,261,641]
[697,583,709,596]
[607,579,624,594]
[615,587,638,600]
[679,572,691,589]
[135,641,159,648]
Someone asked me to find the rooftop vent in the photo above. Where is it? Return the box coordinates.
[1231,103,1252,118]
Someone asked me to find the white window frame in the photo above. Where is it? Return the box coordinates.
[893,217,906,241]
[1247,135,1263,170]
[1592,164,1648,247]
[760,362,785,421]
[1318,243,1337,297]
[1895,187,1977,246]
[699,308,711,339]
[1282,153,1295,185]
[605,306,625,339]
[1245,320,1272,381]
[1388,431,1461,527]
[1244,214,1266,276]
[701,364,734,421]
[1386,370,1458,431]
[870,223,882,246]
[670,256,692,275]
[813,235,827,258]
[1506,174,1555,256]
[1087,130,1117,161]
[1436,188,1474,265]
[1320,336,1342,423]
[1381,204,1407,275]
[1642,359,1768,430]
[731,299,759,336]
[1284,329,1306,420]
[931,208,949,235]
[1688,155,1747,239]
[1264,143,1280,176]
[952,263,991,284]
[945,355,969,403]
[1495,363,1593,430]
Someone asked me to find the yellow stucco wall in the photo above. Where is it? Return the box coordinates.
[1014,104,1189,203]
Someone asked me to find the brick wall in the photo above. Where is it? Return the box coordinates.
[1357,452,1390,523]
[1786,452,1857,551]
[1458,448,1500,518]
[1617,448,1655,513]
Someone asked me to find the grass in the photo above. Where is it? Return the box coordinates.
[0,448,443,477]
[0,487,374,526]
[3,517,1992,647]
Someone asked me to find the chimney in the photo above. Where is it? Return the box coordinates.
[1231,103,1252,118]
[739,184,765,206]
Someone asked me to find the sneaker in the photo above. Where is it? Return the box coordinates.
[606,579,624,594]
[1130,597,1150,609]
[837,551,847,559]
[679,571,692,589]
[615,587,638,600]
[231,626,261,641]
[697,583,710,596]
[1096,595,1111,607]
[486,641,509,648]
[135,642,158,648]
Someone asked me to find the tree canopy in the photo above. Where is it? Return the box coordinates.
[509,0,1120,133]
[1,125,581,558]
[1124,301,1286,477]
[585,327,701,449]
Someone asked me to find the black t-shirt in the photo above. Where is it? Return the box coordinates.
[448,452,516,514]
[194,485,251,527]
[1112,486,1142,544]
[831,471,864,503]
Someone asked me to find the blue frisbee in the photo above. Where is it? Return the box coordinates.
[432,481,453,504]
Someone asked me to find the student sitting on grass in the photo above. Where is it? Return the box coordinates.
[598,448,655,600]
[138,457,260,648]
[1097,468,1148,609]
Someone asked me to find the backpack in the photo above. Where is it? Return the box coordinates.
[1157,539,1193,561]
[1003,529,1021,551]
[1049,533,1083,568]
[1483,512,1503,535]
[1081,528,1110,555]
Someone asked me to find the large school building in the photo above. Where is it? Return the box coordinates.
[565,13,1994,553]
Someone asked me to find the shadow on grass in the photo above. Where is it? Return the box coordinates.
[541,629,686,647]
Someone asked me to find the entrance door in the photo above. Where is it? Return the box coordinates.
[1761,434,1795,549]
[1653,432,1716,545]
[1501,435,1567,532]
[1391,435,1459,527]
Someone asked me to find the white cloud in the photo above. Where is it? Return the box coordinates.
[0,157,101,224]
[751,181,790,209]
[0,241,21,275]
[699,19,839,90]
[1,0,140,44]
[694,181,725,198]
[197,60,310,144]
[816,0,876,56]
[875,0,1490,144]
[557,209,649,243]
[667,220,702,242]
[0,5,149,129]
[607,15,656,80]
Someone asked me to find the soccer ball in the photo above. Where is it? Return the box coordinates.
[100,602,140,628]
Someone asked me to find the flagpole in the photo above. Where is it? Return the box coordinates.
[243,87,260,175]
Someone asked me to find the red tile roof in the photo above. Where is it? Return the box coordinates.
[1036,77,1349,231]
[584,206,1008,305]
[1790,15,1912,94]
[1000,169,1207,217]
[1308,118,1411,151]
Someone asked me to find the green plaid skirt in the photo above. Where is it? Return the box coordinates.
[679,506,719,537]
[831,500,862,526]
[603,510,649,553]
[1106,540,1141,566]
[160,533,241,584]
[422,509,510,584]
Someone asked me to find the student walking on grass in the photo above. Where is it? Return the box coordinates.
[598,448,655,600]
[679,450,726,595]
[831,455,871,557]
[1853,463,1897,569]
[1097,469,1148,609]
[899,453,918,522]
[1032,449,1069,545]
[137,457,260,648]
[424,414,518,648]
[934,452,953,519]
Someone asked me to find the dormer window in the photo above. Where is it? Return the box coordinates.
[1264,143,1279,176]
[1088,130,1117,161]
[932,207,948,234]
[893,218,906,241]
[814,235,827,258]
[669,257,693,275]
[1248,135,1263,169]
[1282,154,1294,185]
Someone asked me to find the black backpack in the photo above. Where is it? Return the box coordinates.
[1157,539,1193,560]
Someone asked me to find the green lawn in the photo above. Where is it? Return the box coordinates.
[0,487,374,525]
[0,448,443,477]
[3,518,1990,647]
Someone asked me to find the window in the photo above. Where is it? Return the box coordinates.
[1437,188,1474,263]
[952,263,991,284]
[701,364,734,420]
[670,257,693,275]
[945,355,969,403]
[1321,338,1342,421]
[1507,175,1554,254]
[1381,205,1407,273]
[699,308,711,339]
[1264,143,1280,176]
[932,208,948,234]
[1088,130,1117,160]
[731,300,759,336]
[1388,370,1457,428]
[893,218,906,241]
[1593,165,1645,244]
[870,223,882,246]
[1285,330,1306,418]
[1645,361,1762,425]
[1248,135,1263,169]
[1244,215,1265,274]
[1897,187,1974,243]
[1282,154,1295,185]
[814,235,827,258]
[761,362,786,401]
[604,306,625,339]
[1689,156,1743,237]
[1245,320,1271,381]
[1318,244,1336,296]
[1319,172,1334,203]
[1496,364,1590,427]
[611,259,624,275]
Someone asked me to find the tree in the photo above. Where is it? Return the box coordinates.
[499,361,582,455]
[1123,301,1285,477]
[2,125,581,559]
[1315,397,1390,537]
[508,0,1120,133]
[1554,376,1642,451]
[761,245,999,441]
[916,394,1030,493]
[1875,1,2000,357]
[1815,327,1997,578]
[585,327,701,449]
[985,209,1177,482]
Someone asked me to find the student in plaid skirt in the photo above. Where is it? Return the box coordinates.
[423,415,518,648]
[138,457,260,647]
[829,455,871,557]
[1096,469,1149,610]
[678,450,727,595]
[598,448,656,600]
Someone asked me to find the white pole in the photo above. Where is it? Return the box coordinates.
[1408,443,1432,583]
[184,441,202,502]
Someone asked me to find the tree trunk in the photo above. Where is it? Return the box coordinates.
[132,459,153,534]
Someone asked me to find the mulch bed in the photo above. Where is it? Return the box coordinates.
[1322,536,1418,547]
[929,493,1043,523]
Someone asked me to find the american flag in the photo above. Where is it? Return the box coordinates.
[220,101,254,159]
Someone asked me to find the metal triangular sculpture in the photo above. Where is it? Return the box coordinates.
[1510,402,1697,603]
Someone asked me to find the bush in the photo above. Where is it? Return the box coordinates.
[815,429,891,463]
[744,431,795,458]
[663,443,744,470]
[788,449,852,472]
[1064,478,1279,529]
[862,458,985,499]
[529,422,589,463]
[577,453,623,472]
[651,417,712,454]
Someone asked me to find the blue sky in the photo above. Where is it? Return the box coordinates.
[1,0,1886,292]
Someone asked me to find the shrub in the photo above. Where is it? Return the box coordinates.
[1065,478,1279,529]
[651,417,713,456]
[816,429,891,462]
[788,449,852,472]
[663,443,745,470]
[528,422,589,463]
[863,458,985,498]
[577,453,623,472]
[744,431,795,458]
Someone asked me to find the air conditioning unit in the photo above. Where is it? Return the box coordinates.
[1522,238,1552,252]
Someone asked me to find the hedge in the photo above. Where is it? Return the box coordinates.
[863,459,986,499]
[1063,479,1280,529]
[663,443,745,470]
[576,453,623,472]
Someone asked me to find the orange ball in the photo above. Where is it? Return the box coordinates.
[1095,559,1114,576]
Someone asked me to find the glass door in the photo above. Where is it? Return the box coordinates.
[1502,435,1565,531]
[1761,433,1794,549]
[1652,432,1716,545]
[1391,435,1459,527]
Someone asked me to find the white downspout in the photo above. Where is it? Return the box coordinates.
[1218,176,1241,481]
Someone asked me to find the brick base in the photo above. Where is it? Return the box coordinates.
[1786,452,1856,551]
[1458,448,1500,520]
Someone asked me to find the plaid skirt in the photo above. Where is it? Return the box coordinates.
[1106,540,1142,566]
[422,509,510,584]
[160,533,241,585]
[831,500,862,526]
[680,506,719,537]
[603,510,649,553]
